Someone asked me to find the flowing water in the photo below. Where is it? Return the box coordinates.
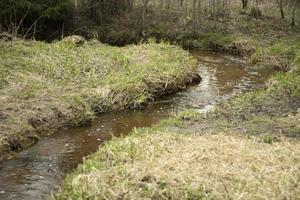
[0,52,274,200]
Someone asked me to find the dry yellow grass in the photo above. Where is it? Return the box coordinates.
[58,132,300,199]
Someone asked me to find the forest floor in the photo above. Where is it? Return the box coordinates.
[0,39,199,161]
[97,7,300,56]
[56,13,300,200]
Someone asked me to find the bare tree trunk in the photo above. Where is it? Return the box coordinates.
[197,0,202,21]
[277,0,285,19]
[141,0,149,31]
[242,0,248,9]
[291,0,297,26]
[193,0,197,30]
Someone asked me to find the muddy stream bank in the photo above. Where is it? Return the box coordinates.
[0,51,273,200]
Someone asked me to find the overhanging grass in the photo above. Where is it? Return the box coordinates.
[0,39,198,160]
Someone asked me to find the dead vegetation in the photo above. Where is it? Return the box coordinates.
[57,132,300,199]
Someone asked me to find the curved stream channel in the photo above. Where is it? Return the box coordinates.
[0,52,273,200]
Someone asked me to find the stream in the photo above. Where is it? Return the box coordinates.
[0,51,274,200]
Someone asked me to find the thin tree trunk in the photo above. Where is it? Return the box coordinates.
[193,0,196,30]
[277,0,285,19]
[291,0,297,26]
[242,0,248,9]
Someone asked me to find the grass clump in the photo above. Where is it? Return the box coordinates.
[0,38,198,160]
[56,131,300,200]
[251,38,300,71]
[261,134,280,144]
[181,32,236,50]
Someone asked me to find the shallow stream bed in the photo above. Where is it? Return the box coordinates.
[0,52,273,200]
